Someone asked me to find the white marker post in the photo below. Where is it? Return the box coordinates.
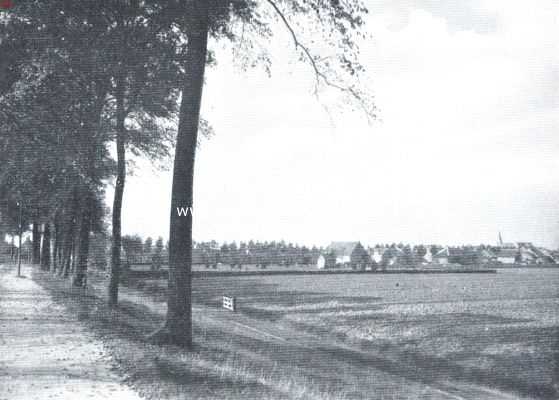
[222,296,236,312]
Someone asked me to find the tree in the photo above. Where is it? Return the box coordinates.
[105,4,183,306]
[121,234,144,266]
[350,242,371,270]
[90,232,109,270]
[401,245,415,267]
[4,0,183,303]
[143,237,153,260]
[1,1,117,286]
[152,236,165,270]
[415,245,427,264]
[150,0,374,346]
[40,223,51,270]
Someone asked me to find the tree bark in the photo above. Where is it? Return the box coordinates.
[61,232,73,277]
[32,222,40,264]
[73,194,91,287]
[149,2,209,347]
[10,235,14,261]
[108,75,126,307]
[41,223,51,270]
[61,192,78,277]
[71,223,79,274]
[52,213,61,272]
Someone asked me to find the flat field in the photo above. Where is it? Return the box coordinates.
[119,268,559,399]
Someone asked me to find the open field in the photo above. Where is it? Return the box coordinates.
[18,265,559,399]
[121,267,559,399]
[125,262,497,279]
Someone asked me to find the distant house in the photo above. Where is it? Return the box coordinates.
[380,246,405,267]
[433,246,496,266]
[517,244,538,264]
[317,241,371,269]
[433,247,454,265]
[316,251,337,269]
[477,248,497,264]
[548,250,559,264]
[526,245,557,265]
[500,242,517,249]
[370,247,384,264]
[495,248,519,264]
[422,247,433,264]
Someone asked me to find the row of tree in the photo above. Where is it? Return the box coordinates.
[118,239,325,268]
[0,0,373,347]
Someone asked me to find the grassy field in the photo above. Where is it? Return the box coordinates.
[33,267,559,399]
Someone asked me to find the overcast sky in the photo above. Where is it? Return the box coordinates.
[112,0,559,248]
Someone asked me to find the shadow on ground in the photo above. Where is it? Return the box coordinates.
[30,267,559,400]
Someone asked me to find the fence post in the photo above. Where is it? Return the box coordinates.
[222,295,236,312]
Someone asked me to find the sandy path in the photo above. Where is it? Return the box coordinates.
[0,264,141,400]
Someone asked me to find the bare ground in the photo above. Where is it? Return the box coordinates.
[0,263,141,400]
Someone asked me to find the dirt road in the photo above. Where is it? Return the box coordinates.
[0,263,141,400]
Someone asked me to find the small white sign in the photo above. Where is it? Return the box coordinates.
[222,296,236,312]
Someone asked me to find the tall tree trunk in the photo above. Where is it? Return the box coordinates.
[108,75,126,307]
[61,233,73,277]
[52,213,60,272]
[32,222,40,264]
[149,3,209,347]
[41,223,51,270]
[73,194,91,287]
[71,225,79,274]
[61,192,78,277]
[56,212,65,272]
[10,235,14,261]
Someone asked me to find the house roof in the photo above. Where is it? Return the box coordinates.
[381,246,404,258]
[326,241,360,257]
[434,247,464,257]
[479,249,496,258]
[434,247,488,258]
[496,248,518,258]
[519,247,537,257]
[500,242,518,249]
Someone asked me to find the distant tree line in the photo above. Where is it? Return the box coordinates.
[82,236,323,270]
[195,240,322,269]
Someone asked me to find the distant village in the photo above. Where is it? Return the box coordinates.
[187,239,559,270]
[3,231,557,271]
[315,240,558,270]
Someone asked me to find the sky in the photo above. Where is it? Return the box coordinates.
[110,0,559,249]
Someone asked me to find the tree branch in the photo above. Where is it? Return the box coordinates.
[265,0,375,121]
[265,0,321,93]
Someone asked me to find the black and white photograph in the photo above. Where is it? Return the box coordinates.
[0,1,558,399]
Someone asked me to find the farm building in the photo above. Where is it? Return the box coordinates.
[534,248,558,264]
[495,248,519,264]
[477,248,497,264]
[317,241,372,269]
[434,247,497,265]
[433,247,454,265]
[380,246,405,267]
[316,251,337,269]
[517,244,538,264]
